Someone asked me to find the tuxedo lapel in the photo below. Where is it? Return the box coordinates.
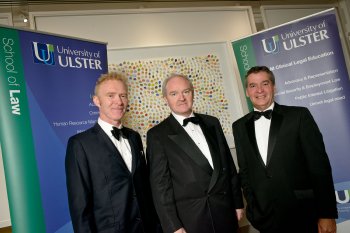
[266,105,283,166]
[245,114,266,167]
[197,116,222,191]
[93,124,130,172]
[125,129,142,174]
[94,124,116,153]
[167,115,213,175]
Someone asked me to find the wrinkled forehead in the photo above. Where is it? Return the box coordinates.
[167,76,192,89]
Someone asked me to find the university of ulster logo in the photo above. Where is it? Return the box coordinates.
[32,42,55,65]
[261,35,280,55]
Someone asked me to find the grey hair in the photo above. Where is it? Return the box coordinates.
[162,73,194,97]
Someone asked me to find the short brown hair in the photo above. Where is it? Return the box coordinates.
[245,66,275,88]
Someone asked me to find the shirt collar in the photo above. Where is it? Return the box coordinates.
[253,102,275,112]
[171,111,195,126]
[98,118,123,137]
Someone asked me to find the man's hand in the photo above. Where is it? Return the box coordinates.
[174,227,187,233]
[318,218,336,233]
[236,208,245,221]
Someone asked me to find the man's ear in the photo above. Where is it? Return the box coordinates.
[93,95,100,107]
[163,96,168,105]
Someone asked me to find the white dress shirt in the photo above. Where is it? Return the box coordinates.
[254,103,274,165]
[98,118,132,172]
[172,112,214,169]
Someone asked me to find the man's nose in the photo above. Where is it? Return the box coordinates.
[178,92,185,100]
[113,95,123,104]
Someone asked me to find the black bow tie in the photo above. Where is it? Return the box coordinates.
[111,127,128,141]
[183,117,200,126]
[253,110,273,121]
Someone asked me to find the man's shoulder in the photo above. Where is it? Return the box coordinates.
[122,126,139,135]
[275,103,309,114]
[147,115,171,134]
[195,113,219,123]
[68,124,99,141]
[122,126,142,142]
[232,112,251,127]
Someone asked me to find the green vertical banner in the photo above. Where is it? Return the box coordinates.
[232,37,257,111]
[0,28,46,232]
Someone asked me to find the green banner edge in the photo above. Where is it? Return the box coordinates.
[0,27,46,233]
[232,37,258,111]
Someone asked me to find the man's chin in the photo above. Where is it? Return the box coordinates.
[110,114,124,121]
[175,111,192,117]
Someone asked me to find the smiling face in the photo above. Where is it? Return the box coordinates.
[163,75,194,117]
[93,79,128,126]
[245,71,275,111]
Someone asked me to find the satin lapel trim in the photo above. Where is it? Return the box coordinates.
[199,121,221,191]
[245,115,266,167]
[127,132,138,174]
[266,110,283,166]
[167,117,213,174]
[169,134,213,174]
[95,124,130,173]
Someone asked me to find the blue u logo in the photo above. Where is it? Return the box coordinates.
[261,35,280,54]
[32,42,55,65]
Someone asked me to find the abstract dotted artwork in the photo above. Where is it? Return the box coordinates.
[109,54,232,144]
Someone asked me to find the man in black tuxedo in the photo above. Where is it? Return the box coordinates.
[146,73,244,233]
[232,66,337,233]
[65,73,160,233]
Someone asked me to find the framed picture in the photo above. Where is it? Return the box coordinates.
[108,41,245,148]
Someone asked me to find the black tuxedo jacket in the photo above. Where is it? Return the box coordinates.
[146,113,243,233]
[232,103,337,232]
[65,123,160,233]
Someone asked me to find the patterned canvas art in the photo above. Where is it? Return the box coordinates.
[109,54,232,144]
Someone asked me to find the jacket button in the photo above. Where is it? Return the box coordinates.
[265,170,272,178]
